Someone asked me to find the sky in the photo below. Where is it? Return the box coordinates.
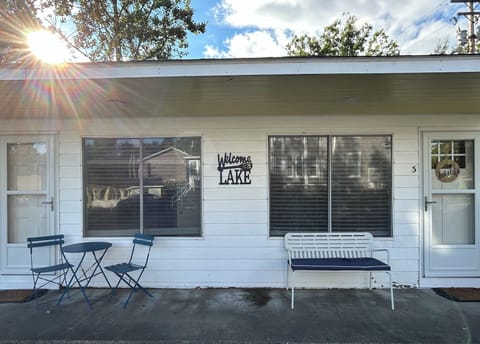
[185,0,473,58]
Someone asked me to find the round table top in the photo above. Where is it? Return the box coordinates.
[62,241,112,253]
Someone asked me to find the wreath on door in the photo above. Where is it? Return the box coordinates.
[435,159,460,183]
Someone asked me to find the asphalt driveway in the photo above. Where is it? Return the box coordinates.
[0,288,478,343]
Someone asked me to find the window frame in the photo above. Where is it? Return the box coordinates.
[268,134,393,238]
[82,136,203,238]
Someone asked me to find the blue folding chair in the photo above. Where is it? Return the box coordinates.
[105,233,155,308]
[27,234,73,308]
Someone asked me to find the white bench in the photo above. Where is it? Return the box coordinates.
[284,232,394,310]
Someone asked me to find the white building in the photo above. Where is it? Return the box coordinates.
[1,55,479,290]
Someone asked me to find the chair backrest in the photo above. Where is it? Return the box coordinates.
[128,233,155,267]
[27,234,65,268]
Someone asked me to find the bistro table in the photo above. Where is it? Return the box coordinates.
[58,241,113,308]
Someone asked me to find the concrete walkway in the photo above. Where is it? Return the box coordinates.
[0,288,478,343]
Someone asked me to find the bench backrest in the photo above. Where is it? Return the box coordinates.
[284,232,374,259]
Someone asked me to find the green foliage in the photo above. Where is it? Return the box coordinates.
[41,0,206,61]
[0,0,42,63]
[286,14,400,57]
[433,36,479,55]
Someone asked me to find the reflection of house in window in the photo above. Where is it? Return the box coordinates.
[368,167,383,189]
[186,158,200,187]
[143,147,200,188]
[346,152,361,178]
[288,154,303,179]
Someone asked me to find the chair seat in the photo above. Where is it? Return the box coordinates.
[105,263,143,274]
[31,262,73,274]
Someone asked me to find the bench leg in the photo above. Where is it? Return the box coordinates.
[286,263,289,291]
[291,270,295,310]
[387,271,394,310]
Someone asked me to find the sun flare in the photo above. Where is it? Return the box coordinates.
[27,30,70,64]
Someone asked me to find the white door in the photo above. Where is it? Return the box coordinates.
[423,132,480,277]
[0,135,56,274]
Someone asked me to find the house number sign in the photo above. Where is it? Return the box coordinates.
[217,152,253,185]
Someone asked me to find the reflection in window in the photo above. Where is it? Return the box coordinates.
[8,143,47,191]
[431,140,468,169]
[83,137,201,237]
[269,136,328,236]
[431,139,474,190]
[269,135,392,237]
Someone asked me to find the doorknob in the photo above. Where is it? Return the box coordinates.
[41,197,54,211]
[424,196,437,211]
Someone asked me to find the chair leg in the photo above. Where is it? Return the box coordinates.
[109,276,123,300]
[125,273,153,297]
[61,269,71,300]
[32,274,40,309]
[110,272,152,308]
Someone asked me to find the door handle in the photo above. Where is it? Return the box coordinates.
[424,196,437,211]
[42,197,54,211]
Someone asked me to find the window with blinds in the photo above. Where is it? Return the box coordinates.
[269,135,392,237]
[83,137,201,237]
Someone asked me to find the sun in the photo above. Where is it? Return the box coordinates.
[26,30,71,64]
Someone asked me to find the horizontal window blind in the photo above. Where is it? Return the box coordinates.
[83,137,201,237]
[331,136,392,236]
[269,136,328,236]
[142,138,201,236]
[269,135,392,237]
[84,138,141,235]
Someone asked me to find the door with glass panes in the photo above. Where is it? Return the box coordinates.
[423,132,480,277]
[0,135,55,274]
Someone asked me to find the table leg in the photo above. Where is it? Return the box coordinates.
[84,249,112,290]
[57,252,92,309]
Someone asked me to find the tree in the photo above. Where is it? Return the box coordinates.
[433,29,479,55]
[0,0,42,63]
[41,0,206,61]
[286,14,399,57]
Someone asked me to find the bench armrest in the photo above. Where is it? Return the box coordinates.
[372,248,390,264]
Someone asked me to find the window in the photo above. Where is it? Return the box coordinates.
[431,140,470,169]
[269,135,392,237]
[83,137,201,237]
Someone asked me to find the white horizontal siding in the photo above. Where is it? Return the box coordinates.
[13,113,480,289]
[204,200,268,213]
[204,188,267,200]
[204,212,267,225]
[394,163,417,176]
[204,176,268,188]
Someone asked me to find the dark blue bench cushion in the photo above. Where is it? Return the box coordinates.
[290,257,390,271]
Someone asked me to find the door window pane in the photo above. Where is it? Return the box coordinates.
[8,195,47,243]
[431,140,474,190]
[7,143,47,191]
[432,194,474,245]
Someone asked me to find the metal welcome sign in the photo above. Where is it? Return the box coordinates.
[217,153,253,185]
